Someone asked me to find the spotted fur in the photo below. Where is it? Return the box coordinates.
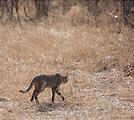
[20,73,68,104]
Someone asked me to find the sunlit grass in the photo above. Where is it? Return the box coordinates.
[0,19,133,119]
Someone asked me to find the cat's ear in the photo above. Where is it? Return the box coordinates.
[56,73,61,77]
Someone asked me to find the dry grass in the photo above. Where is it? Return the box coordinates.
[0,17,134,120]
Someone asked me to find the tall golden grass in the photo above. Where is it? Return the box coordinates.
[0,4,134,119]
[0,19,133,98]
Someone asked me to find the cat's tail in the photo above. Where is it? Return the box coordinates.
[19,78,36,93]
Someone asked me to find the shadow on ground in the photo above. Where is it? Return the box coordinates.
[36,102,75,113]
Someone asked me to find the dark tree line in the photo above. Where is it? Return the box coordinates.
[34,0,50,18]
[0,0,50,19]
[0,0,134,27]
[121,0,134,27]
[0,0,19,18]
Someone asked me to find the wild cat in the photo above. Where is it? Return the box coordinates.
[20,73,68,104]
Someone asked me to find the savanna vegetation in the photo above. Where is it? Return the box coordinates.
[0,0,134,119]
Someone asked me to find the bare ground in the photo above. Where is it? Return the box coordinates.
[1,70,134,120]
